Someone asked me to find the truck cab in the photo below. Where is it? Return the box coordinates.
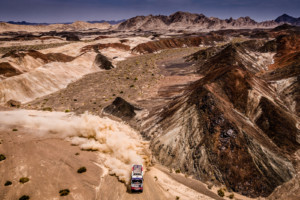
[131,164,143,192]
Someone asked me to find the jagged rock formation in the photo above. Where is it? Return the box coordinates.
[117,11,279,31]
[141,38,300,197]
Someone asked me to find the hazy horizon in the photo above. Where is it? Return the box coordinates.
[1,0,300,23]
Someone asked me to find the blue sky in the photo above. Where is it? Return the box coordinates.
[0,0,299,23]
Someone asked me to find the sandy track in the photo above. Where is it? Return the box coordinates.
[0,128,102,200]
[0,109,222,200]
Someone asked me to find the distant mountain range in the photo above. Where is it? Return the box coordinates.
[117,12,300,31]
[1,13,299,32]
[87,19,126,25]
[1,19,125,25]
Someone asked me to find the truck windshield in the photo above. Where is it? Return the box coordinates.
[132,179,142,184]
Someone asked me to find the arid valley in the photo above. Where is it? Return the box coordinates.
[0,10,300,200]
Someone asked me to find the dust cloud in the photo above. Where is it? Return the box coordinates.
[0,110,148,183]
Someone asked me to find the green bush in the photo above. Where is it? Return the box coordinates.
[217,189,224,197]
[77,167,87,173]
[4,181,12,186]
[19,177,29,184]
[65,109,70,113]
[0,154,6,161]
[59,189,70,196]
[175,169,181,173]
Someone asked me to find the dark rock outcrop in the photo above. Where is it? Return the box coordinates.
[132,35,225,54]
[0,62,22,77]
[103,97,139,120]
[6,99,21,107]
[2,50,75,63]
[81,43,130,53]
[93,53,114,70]
[64,34,80,41]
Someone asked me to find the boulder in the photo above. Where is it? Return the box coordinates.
[103,97,139,120]
[6,99,21,108]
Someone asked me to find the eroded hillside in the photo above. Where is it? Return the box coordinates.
[0,22,299,200]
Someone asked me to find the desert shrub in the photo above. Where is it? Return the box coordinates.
[77,167,86,173]
[176,196,180,200]
[19,195,30,200]
[75,152,80,156]
[228,193,234,199]
[217,189,224,197]
[175,169,181,173]
[65,109,70,113]
[19,177,29,184]
[12,128,18,131]
[130,85,134,88]
[42,107,52,112]
[4,181,12,186]
[59,189,70,196]
[0,154,6,161]
[154,176,158,181]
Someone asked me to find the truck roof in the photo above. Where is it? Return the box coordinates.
[132,165,143,174]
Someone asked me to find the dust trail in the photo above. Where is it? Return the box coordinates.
[0,110,148,183]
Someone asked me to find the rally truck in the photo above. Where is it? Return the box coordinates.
[131,164,143,192]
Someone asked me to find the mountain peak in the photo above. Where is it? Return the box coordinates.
[275,14,299,24]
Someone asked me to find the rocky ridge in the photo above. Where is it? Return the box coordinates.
[117,11,279,31]
[140,36,300,197]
